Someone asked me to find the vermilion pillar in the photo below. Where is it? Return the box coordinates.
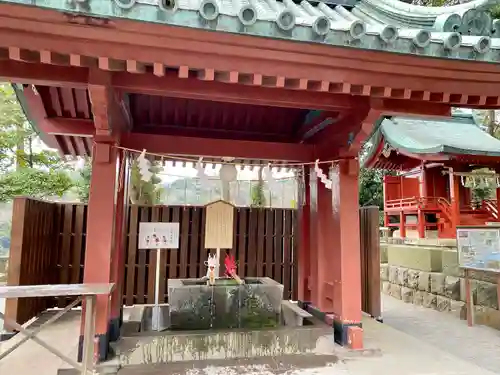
[297,168,311,303]
[328,159,363,346]
[449,169,460,234]
[308,160,363,347]
[78,142,122,362]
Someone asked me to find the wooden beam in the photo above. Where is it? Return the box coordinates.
[40,118,94,137]
[120,132,314,162]
[111,71,361,111]
[88,70,131,136]
[374,99,451,118]
[0,60,88,87]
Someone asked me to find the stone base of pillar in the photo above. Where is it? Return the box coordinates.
[299,301,363,348]
[77,327,115,363]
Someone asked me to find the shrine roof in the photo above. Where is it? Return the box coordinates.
[364,112,500,168]
[5,0,500,63]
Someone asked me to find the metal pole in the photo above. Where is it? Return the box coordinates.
[152,248,162,331]
[81,295,96,375]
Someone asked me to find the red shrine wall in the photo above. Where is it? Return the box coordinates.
[384,175,420,201]
[424,168,448,199]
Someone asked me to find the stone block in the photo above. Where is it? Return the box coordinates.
[382,281,391,295]
[380,264,389,281]
[441,250,464,277]
[449,300,466,320]
[387,244,442,272]
[430,272,446,295]
[417,271,431,292]
[397,267,409,286]
[401,287,413,303]
[475,280,498,310]
[474,306,500,330]
[413,291,425,306]
[444,276,461,300]
[388,266,399,284]
[380,244,388,263]
[435,295,450,312]
[422,292,437,309]
[389,283,402,300]
[407,269,420,289]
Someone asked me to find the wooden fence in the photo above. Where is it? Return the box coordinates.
[359,206,381,318]
[5,198,297,325]
[5,198,380,327]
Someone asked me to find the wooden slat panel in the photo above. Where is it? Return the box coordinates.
[147,207,161,304]
[179,207,190,278]
[273,209,283,285]
[169,207,181,279]
[136,207,149,304]
[237,208,247,278]
[360,206,381,318]
[265,209,274,278]
[291,210,298,300]
[159,206,171,303]
[256,209,265,277]
[58,204,74,307]
[247,209,258,276]
[71,205,85,284]
[189,207,200,278]
[283,209,293,300]
[125,205,139,306]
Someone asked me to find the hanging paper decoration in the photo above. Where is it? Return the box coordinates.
[196,157,209,185]
[136,149,153,182]
[314,159,333,190]
[263,164,278,192]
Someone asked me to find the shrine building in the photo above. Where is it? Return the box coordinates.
[1,0,500,361]
[364,111,500,239]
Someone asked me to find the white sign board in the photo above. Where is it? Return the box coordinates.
[138,222,180,249]
[457,226,500,273]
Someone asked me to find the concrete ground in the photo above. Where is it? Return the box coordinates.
[382,294,500,374]
[1,296,500,375]
[0,297,4,331]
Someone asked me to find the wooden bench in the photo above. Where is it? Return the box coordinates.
[281,300,312,327]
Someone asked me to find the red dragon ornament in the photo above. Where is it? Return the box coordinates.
[224,253,243,284]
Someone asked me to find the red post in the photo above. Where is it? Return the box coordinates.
[448,169,460,233]
[417,210,425,238]
[297,168,311,303]
[320,159,363,347]
[399,211,406,238]
[78,142,120,362]
[109,150,127,341]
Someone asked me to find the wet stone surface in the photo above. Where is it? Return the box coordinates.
[168,278,284,330]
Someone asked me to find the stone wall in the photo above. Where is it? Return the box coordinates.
[381,243,500,330]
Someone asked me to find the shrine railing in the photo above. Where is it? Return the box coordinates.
[482,199,498,220]
[385,196,443,211]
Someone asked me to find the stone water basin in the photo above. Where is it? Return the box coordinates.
[167,277,284,330]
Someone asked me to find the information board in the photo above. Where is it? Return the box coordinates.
[138,222,180,249]
[457,226,500,272]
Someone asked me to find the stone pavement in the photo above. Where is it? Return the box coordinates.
[382,294,500,374]
[1,299,500,375]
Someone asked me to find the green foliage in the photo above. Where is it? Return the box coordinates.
[75,158,92,203]
[129,159,163,204]
[251,168,266,207]
[0,168,73,201]
[0,83,73,202]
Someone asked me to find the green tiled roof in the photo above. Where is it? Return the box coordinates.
[374,113,500,157]
[2,0,500,62]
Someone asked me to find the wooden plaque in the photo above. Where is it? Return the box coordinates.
[204,200,235,249]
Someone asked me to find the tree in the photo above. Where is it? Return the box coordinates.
[129,159,163,205]
[251,167,266,207]
[0,84,73,202]
[75,158,92,203]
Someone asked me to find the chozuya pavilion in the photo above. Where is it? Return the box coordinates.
[1,0,500,362]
